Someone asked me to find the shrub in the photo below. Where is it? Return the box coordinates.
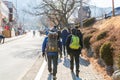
[100,42,113,66]
[92,41,103,58]
[83,34,92,49]
[90,35,97,44]
[96,31,107,40]
[83,17,96,27]
[118,54,120,69]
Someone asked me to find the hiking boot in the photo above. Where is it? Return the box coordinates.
[71,69,73,72]
[49,71,52,74]
[48,68,52,74]
[76,70,79,77]
[49,70,52,74]
[76,74,79,77]
[53,76,57,80]
[70,67,74,72]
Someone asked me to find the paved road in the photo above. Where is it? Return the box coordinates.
[0,31,105,80]
[0,32,43,80]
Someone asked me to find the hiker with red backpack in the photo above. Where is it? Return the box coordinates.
[66,28,83,77]
[42,29,62,80]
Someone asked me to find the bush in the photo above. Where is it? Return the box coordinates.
[83,17,96,27]
[97,31,107,40]
[83,34,92,49]
[92,41,103,58]
[118,54,120,69]
[100,42,113,66]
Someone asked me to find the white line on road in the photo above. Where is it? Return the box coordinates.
[34,60,47,80]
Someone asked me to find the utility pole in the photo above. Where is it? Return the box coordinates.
[112,0,115,16]
[80,0,83,28]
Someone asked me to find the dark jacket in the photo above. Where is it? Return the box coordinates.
[76,30,83,49]
[61,29,70,46]
[42,36,62,56]
[0,35,5,39]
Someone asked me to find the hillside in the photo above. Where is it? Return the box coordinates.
[93,16,120,29]
[82,16,120,80]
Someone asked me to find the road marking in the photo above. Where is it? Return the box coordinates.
[34,59,47,80]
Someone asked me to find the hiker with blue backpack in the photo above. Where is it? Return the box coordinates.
[66,28,83,77]
[42,29,62,80]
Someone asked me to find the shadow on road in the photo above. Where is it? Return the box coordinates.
[63,56,90,69]
[63,57,70,68]
[71,72,82,80]
[47,74,52,80]
[79,57,90,66]
[58,58,62,64]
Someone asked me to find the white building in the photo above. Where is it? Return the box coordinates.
[3,1,17,22]
[78,6,91,21]
[0,0,9,34]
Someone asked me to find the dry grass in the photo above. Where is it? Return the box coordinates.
[91,16,120,61]
[82,16,120,79]
[93,16,120,30]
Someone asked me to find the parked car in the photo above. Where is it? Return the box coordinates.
[105,7,120,18]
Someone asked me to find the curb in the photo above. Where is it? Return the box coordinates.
[5,34,26,43]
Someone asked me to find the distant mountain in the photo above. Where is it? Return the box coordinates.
[89,6,112,18]
[105,7,120,18]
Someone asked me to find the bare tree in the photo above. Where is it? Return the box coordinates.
[24,0,90,28]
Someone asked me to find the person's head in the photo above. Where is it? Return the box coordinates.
[54,26,57,29]
[71,28,77,35]
[75,26,79,29]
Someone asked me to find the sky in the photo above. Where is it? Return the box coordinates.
[5,0,120,13]
[89,0,120,8]
[7,0,120,10]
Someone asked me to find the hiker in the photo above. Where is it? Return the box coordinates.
[0,34,5,44]
[66,28,83,77]
[0,29,5,44]
[61,28,70,57]
[42,30,62,80]
[57,30,62,58]
[0,27,5,44]
[33,30,35,36]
